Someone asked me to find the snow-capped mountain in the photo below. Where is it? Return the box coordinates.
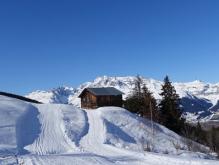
[26,76,219,122]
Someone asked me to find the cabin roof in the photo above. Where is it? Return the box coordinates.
[79,87,123,97]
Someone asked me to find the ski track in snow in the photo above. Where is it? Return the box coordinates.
[80,110,107,154]
[79,110,138,157]
[24,104,77,155]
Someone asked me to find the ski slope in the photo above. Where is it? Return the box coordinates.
[0,95,218,165]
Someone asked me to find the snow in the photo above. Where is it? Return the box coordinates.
[0,95,218,164]
[18,151,219,165]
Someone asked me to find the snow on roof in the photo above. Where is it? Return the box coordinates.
[79,87,123,97]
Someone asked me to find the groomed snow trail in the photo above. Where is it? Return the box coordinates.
[80,110,106,153]
[79,109,131,156]
[25,104,77,155]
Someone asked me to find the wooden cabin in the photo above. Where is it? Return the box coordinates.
[78,87,123,109]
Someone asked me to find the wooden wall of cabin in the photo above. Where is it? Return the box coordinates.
[96,95,123,107]
[81,91,97,109]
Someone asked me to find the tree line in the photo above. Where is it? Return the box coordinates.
[124,75,219,156]
[124,75,184,134]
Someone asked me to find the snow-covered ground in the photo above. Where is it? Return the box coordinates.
[26,76,219,123]
[0,95,218,165]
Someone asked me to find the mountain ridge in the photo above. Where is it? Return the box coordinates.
[26,76,219,122]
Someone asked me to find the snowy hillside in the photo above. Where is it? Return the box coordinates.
[27,76,219,122]
[0,95,218,165]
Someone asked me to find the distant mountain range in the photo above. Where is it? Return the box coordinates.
[26,76,219,122]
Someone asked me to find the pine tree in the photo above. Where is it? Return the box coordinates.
[159,76,184,133]
[125,75,159,121]
[124,75,144,115]
[141,84,159,122]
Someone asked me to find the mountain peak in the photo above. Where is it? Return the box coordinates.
[26,76,219,122]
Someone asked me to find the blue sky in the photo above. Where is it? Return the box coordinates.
[0,0,219,94]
